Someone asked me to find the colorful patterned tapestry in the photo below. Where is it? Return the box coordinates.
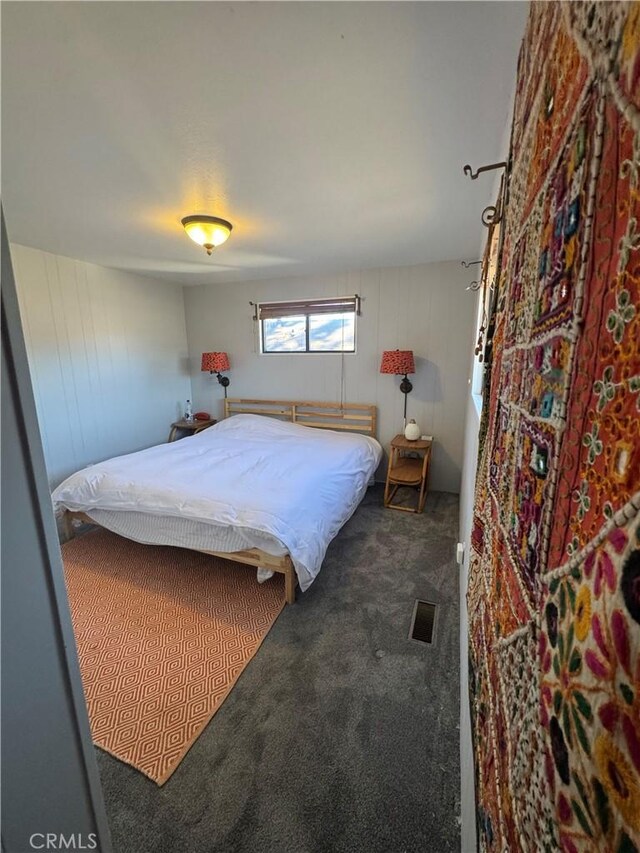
[468,3,640,851]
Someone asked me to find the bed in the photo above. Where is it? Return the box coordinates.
[53,398,381,604]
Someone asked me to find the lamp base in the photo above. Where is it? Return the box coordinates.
[400,374,412,425]
[217,373,230,399]
[399,375,413,395]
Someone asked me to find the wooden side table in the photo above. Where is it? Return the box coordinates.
[384,434,432,513]
[168,419,217,442]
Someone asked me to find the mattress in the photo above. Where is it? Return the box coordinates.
[52,413,382,591]
[84,508,288,557]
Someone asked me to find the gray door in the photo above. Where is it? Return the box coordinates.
[1,210,112,853]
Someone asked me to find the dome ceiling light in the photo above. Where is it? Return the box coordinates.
[181,215,233,255]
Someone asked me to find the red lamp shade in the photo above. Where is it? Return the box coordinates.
[379,350,415,375]
[201,351,230,373]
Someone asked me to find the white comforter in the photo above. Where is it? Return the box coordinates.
[52,414,382,591]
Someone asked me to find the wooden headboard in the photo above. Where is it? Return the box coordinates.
[224,398,377,437]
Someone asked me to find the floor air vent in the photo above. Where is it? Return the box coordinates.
[409,600,437,644]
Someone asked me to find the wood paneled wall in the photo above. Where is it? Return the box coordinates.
[184,261,475,493]
[11,244,191,487]
[11,245,476,494]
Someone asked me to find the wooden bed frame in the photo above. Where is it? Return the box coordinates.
[224,397,377,435]
[62,398,377,605]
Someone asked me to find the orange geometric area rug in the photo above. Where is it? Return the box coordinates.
[61,529,285,785]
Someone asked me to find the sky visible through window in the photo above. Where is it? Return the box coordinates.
[262,312,355,352]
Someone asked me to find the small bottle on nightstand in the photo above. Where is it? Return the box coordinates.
[184,399,193,422]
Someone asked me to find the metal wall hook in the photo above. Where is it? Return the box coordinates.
[461,260,482,269]
[463,161,507,180]
[466,280,482,292]
[482,205,501,227]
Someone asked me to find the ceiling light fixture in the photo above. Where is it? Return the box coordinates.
[181,215,233,255]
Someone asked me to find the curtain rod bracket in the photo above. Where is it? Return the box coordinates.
[463,161,507,181]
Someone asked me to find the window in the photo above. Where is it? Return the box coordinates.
[259,296,358,353]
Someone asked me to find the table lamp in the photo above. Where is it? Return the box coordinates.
[201,352,231,398]
[380,349,415,425]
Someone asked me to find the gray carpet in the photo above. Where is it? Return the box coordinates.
[96,485,461,853]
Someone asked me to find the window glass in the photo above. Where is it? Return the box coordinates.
[308,313,355,352]
[262,315,306,352]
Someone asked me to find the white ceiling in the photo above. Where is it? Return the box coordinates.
[2,2,527,284]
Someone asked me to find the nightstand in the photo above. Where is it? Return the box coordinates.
[168,419,217,442]
[384,434,432,513]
